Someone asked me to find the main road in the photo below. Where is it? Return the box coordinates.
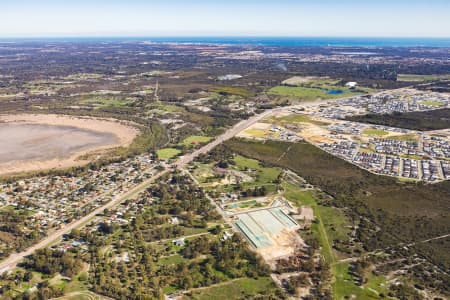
[0,97,337,272]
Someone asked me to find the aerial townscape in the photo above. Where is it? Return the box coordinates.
[0,1,449,300]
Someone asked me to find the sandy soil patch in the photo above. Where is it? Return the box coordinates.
[270,110,292,118]
[0,114,139,175]
[248,122,272,130]
[257,230,304,262]
[298,124,336,144]
[428,129,450,138]
[282,76,328,86]
[305,135,333,144]
[299,206,314,222]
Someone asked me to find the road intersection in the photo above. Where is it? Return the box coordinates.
[0,98,338,272]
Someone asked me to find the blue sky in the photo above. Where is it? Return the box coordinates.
[1,0,449,37]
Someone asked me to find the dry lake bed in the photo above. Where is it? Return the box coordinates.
[0,123,118,163]
[0,114,138,174]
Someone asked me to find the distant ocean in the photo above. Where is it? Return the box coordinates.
[2,37,450,47]
[141,37,450,48]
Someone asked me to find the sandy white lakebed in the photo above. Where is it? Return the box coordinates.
[0,114,139,175]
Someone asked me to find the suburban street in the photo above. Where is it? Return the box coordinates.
[0,97,345,273]
[0,6,448,296]
[0,102,289,272]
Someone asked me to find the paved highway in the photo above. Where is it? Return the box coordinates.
[0,98,338,272]
[0,108,276,272]
[0,170,169,273]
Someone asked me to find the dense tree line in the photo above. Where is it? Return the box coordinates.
[23,248,83,278]
[346,108,450,131]
[226,138,450,297]
[0,209,44,260]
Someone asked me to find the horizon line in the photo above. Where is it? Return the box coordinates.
[1,35,450,39]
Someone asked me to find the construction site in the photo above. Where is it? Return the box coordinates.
[225,196,304,262]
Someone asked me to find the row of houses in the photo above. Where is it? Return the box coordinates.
[309,90,449,119]
[0,153,156,236]
[320,140,447,181]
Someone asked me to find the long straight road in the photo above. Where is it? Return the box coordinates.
[0,170,170,273]
[0,97,342,272]
[0,104,287,272]
[174,108,276,168]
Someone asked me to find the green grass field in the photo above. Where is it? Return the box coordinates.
[282,183,316,206]
[195,155,281,193]
[157,254,186,267]
[156,148,181,160]
[192,163,216,183]
[419,100,445,107]
[270,114,330,126]
[317,205,352,249]
[332,262,380,300]
[243,129,267,138]
[267,85,371,102]
[234,155,263,170]
[268,86,347,101]
[365,272,389,296]
[185,277,279,300]
[182,135,212,147]
[362,128,389,136]
[389,133,419,142]
[332,262,388,300]
[397,74,450,82]
[234,155,281,186]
